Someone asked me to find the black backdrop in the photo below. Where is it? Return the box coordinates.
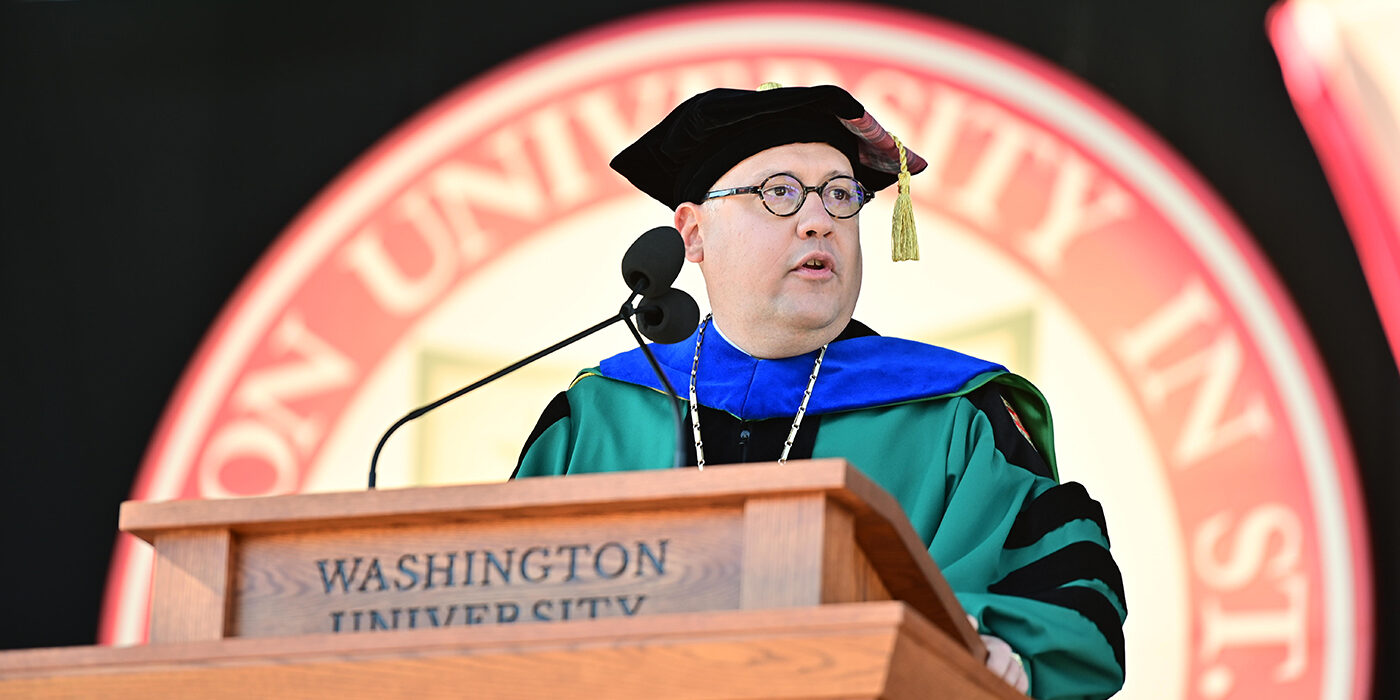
[3,1,1396,695]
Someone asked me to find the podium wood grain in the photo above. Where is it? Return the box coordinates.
[148,528,233,642]
[0,461,1027,698]
[119,460,983,656]
[0,603,1024,699]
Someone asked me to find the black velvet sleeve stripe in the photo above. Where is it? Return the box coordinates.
[1019,585,1126,671]
[988,541,1126,607]
[512,391,572,478]
[965,384,1052,479]
[1005,482,1111,549]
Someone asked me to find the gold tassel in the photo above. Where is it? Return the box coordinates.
[891,134,919,261]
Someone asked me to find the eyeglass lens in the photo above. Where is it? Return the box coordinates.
[759,174,866,218]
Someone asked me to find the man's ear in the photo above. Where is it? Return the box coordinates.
[674,202,705,263]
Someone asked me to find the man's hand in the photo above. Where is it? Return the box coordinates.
[968,614,1029,694]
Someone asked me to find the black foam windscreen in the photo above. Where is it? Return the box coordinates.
[636,288,700,344]
[621,226,685,297]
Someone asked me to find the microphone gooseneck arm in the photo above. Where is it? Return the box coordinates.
[367,226,697,490]
[619,299,689,470]
[367,300,639,489]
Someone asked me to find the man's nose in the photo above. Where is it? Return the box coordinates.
[795,190,835,238]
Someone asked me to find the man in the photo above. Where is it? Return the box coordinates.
[514,84,1126,699]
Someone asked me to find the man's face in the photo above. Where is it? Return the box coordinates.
[675,142,862,357]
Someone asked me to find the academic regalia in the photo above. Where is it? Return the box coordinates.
[515,321,1127,700]
[516,83,1126,699]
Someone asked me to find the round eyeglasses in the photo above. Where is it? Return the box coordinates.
[703,173,872,219]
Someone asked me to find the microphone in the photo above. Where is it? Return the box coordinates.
[621,226,685,296]
[366,227,697,488]
[620,227,695,468]
[619,288,697,469]
[636,288,700,343]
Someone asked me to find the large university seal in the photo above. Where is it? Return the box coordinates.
[102,5,1371,698]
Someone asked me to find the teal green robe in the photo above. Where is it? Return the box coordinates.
[516,323,1126,699]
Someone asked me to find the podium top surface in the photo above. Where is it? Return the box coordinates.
[120,459,899,542]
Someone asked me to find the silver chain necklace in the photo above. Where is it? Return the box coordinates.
[688,315,827,470]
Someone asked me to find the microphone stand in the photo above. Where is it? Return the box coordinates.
[368,296,637,489]
[367,290,695,489]
[619,303,688,470]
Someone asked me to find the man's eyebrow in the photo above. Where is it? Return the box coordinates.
[756,169,855,182]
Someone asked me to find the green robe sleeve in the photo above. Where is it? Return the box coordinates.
[943,406,1126,700]
[814,382,1126,700]
[514,372,675,478]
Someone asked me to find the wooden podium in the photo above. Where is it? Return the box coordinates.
[0,460,1024,698]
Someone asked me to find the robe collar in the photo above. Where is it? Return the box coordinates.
[597,319,1005,420]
